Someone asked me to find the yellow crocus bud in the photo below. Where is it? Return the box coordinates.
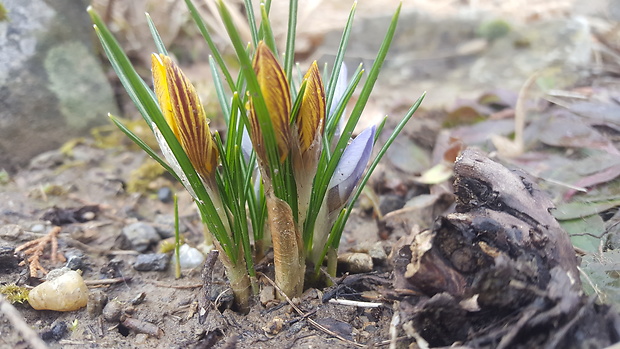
[151,53,219,181]
[296,61,325,155]
[250,41,291,164]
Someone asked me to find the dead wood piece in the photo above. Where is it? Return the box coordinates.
[198,250,219,325]
[392,149,620,348]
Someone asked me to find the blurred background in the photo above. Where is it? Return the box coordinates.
[0,0,618,171]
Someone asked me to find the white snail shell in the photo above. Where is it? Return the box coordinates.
[28,270,89,311]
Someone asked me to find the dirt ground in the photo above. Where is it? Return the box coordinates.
[2,0,620,348]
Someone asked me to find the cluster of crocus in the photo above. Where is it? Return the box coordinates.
[248,42,377,297]
[89,0,424,310]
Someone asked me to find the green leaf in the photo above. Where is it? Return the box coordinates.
[88,7,235,261]
[146,13,168,55]
[316,92,426,271]
[183,0,236,93]
[283,0,298,81]
[325,2,356,114]
[305,3,402,247]
[109,114,176,180]
[216,0,289,204]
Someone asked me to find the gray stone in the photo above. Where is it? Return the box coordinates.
[0,224,23,240]
[120,222,161,252]
[102,300,123,322]
[0,0,118,171]
[133,253,169,272]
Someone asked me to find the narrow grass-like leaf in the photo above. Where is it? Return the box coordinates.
[260,3,278,58]
[315,92,426,270]
[209,56,231,121]
[146,13,168,55]
[183,0,236,93]
[325,2,357,114]
[304,4,401,244]
[243,0,259,48]
[109,114,176,179]
[289,80,307,124]
[174,194,181,279]
[283,0,298,80]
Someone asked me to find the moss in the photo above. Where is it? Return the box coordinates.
[127,158,166,193]
[477,19,511,41]
[0,284,30,304]
[0,2,9,22]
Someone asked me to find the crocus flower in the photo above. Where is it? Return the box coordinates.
[311,125,376,262]
[250,41,291,165]
[293,61,326,229]
[151,53,219,185]
[326,125,376,217]
[296,61,325,157]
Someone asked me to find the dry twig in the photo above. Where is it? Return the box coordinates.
[15,226,65,277]
[260,273,365,348]
[0,294,49,349]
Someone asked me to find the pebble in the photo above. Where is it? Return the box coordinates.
[87,290,108,318]
[102,300,124,322]
[175,244,205,269]
[30,223,47,233]
[259,285,276,306]
[153,214,176,238]
[40,321,67,341]
[65,251,87,271]
[379,194,406,215]
[133,253,169,271]
[337,252,374,273]
[120,222,161,252]
[0,246,19,272]
[0,224,23,240]
[157,187,173,203]
[28,269,89,311]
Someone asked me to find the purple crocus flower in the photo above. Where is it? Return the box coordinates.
[326,124,376,216]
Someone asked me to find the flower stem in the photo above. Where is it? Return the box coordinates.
[266,189,305,298]
[216,242,252,313]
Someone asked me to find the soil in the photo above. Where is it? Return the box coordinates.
[0,140,397,348]
[3,0,620,348]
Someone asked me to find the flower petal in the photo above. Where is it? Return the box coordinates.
[326,125,376,214]
[251,42,291,163]
[151,53,219,179]
[296,61,325,155]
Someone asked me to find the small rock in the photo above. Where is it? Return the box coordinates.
[152,214,177,239]
[135,333,149,344]
[379,194,406,215]
[102,300,124,322]
[133,253,169,272]
[174,244,205,269]
[87,290,108,319]
[337,252,374,273]
[263,317,285,335]
[0,224,23,240]
[30,223,47,234]
[130,292,146,305]
[40,321,68,341]
[157,187,173,203]
[120,222,161,252]
[28,269,89,311]
[65,252,87,271]
[0,246,19,272]
[368,243,388,263]
[260,285,276,306]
